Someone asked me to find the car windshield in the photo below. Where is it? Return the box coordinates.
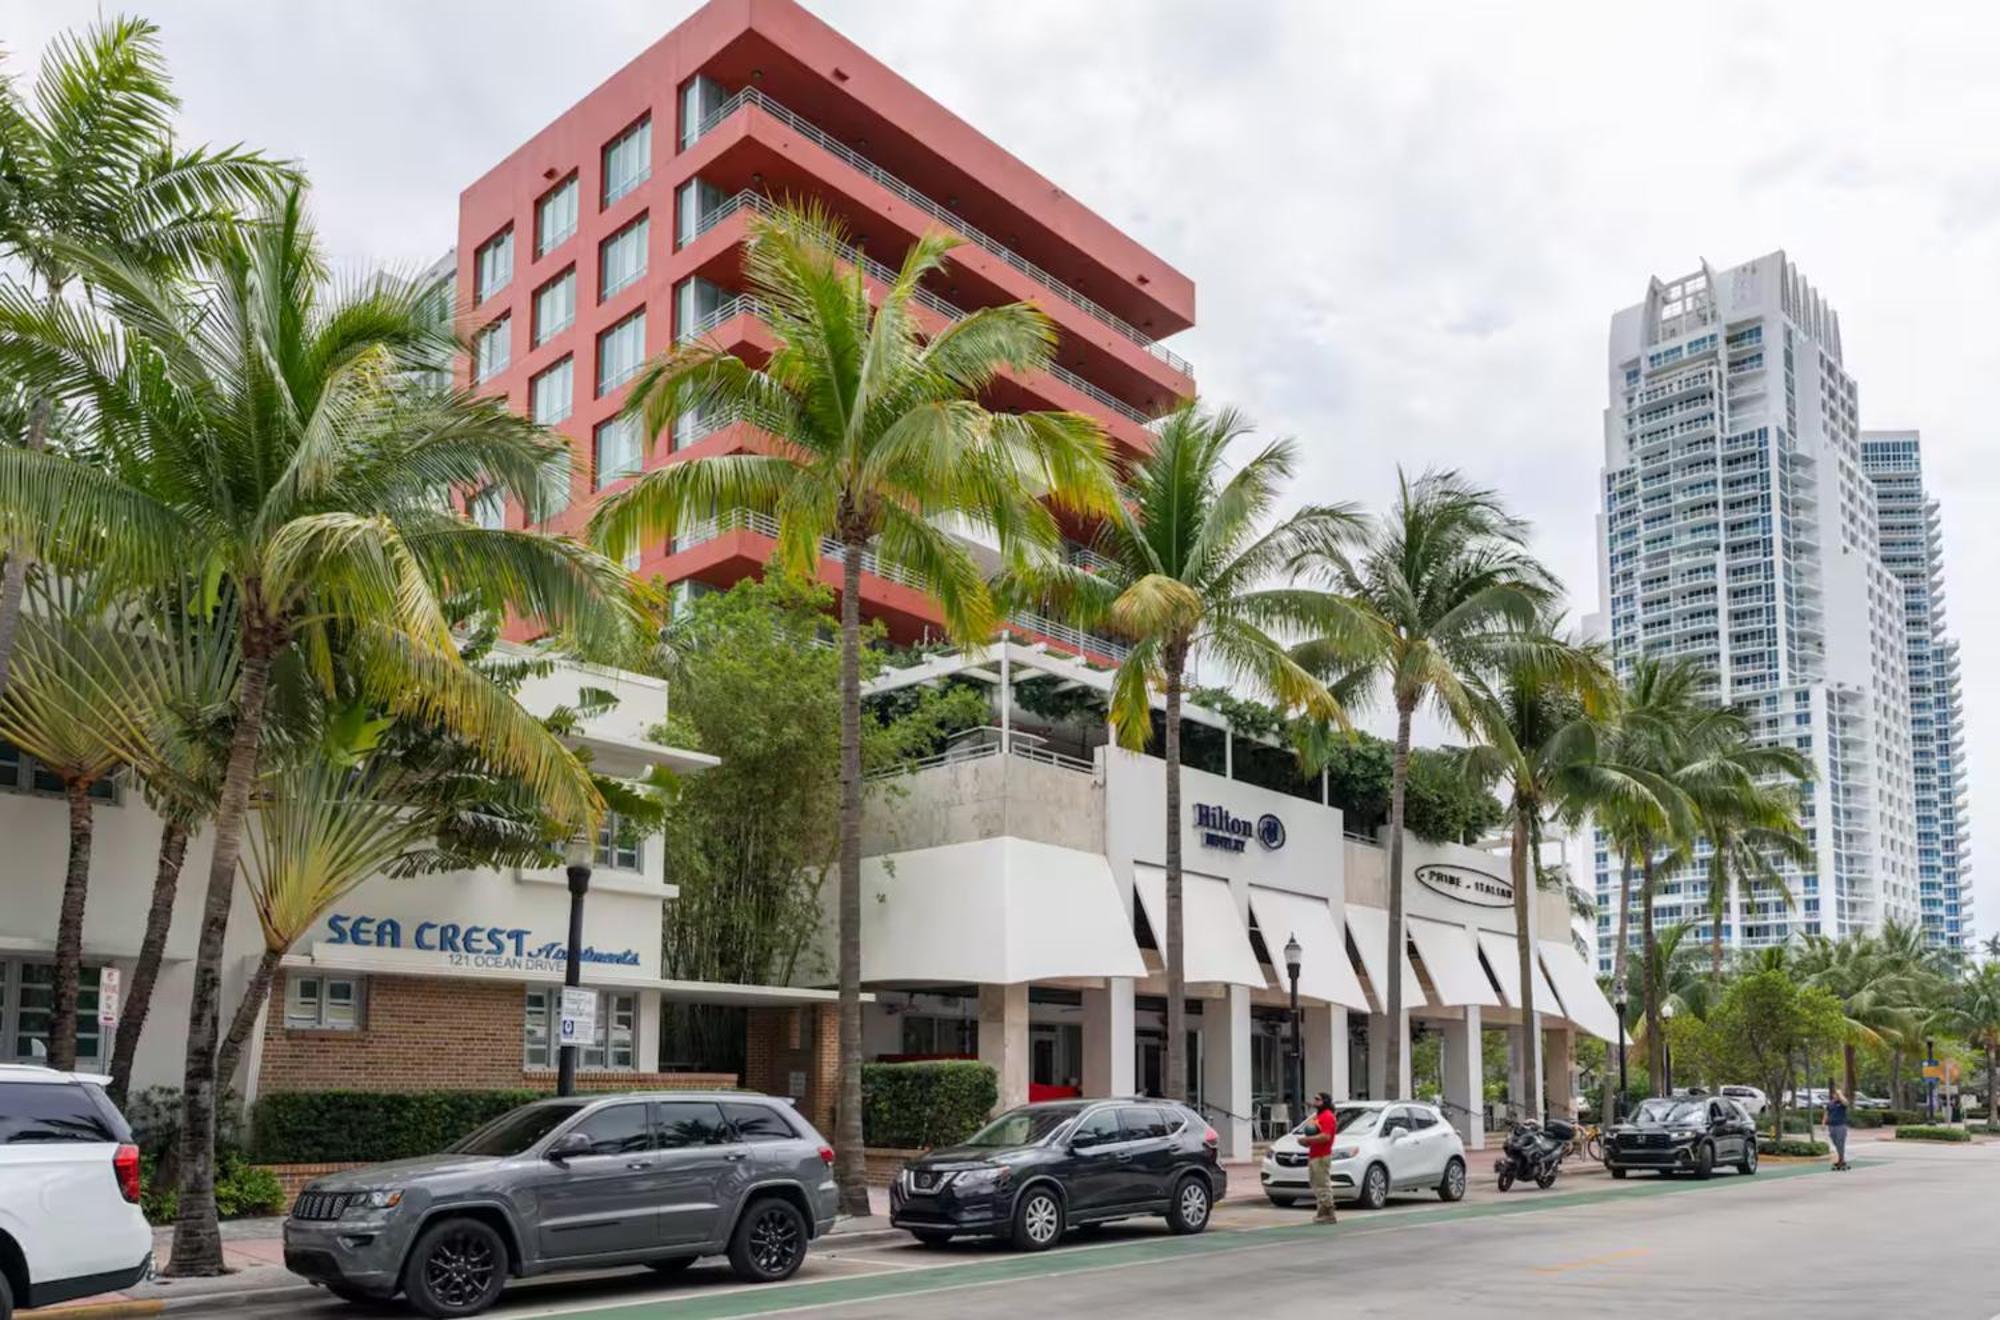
[1632,1099,1707,1125]
[448,1102,586,1156]
[960,1105,1085,1148]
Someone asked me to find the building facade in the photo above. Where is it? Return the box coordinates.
[1593,253,1922,971]
[454,0,1195,662]
[1861,431,1972,951]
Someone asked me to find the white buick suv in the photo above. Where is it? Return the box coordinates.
[1260,1100,1467,1209]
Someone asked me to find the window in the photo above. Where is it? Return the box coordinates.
[679,75,727,149]
[474,228,514,302]
[602,117,652,206]
[531,357,574,425]
[674,277,727,342]
[658,1101,732,1148]
[674,177,727,247]
[1407,1107,1440,1130]
[596,310,646,395]
[532,450,573,524]
[524,988,636,1070]
[0,1080,127,1145]
[569,1102,653,1155]
[0,740,115,801]
[593,414,642,489]
[1118,1106,1172,1140]
[722,1101,800,1143]
[536,176,578,256]
[473,315,511,383]
[3,961,104,1065]
[1069,1107,1122,1150]
[468,486,504,530]
[898,1015,977,1057]
[284,974,363,1030]
[599,216,649,300]
[596,811,642,870]
[533,270,576,346]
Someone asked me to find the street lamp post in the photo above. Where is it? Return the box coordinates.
[557,834,595,1099]
[1661,1000,1677,1097]
[1284,934,1304,1130]
[1612,980,1629,1121]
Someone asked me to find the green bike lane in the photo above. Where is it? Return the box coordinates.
[511,1159,1856,1320]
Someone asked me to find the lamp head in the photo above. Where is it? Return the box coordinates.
[1283,933,1302,977]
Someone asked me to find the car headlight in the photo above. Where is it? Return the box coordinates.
[343,1189,404,1215]
[950,1166,1012,1193]
[1670,1130,1697,1142]
[1330,1146,1359,1161]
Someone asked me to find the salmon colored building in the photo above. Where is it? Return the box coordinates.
[454,0,1195,661]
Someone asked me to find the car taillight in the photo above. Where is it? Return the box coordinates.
[818,1145,836,1166]
[1203,1126,1219,1147]
[115,1143,142,1204]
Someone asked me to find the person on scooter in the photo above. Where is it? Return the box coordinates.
[1305,1092,1340,1224]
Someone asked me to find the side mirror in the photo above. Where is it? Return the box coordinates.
[547,1132,592,1163]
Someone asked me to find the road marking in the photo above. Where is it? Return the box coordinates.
[1533,1246,1651,1275]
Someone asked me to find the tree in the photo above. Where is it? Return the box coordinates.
[1795,933,1922,1106]
[1294,470,1560,1101]
[0,189,633,1274]
[0,15,289,695]
[1950,962,2000,1127]
[1693,774,1813,978]
[588,203,1116,1214]
[1010,403,1356,1109]
[1700,969,1847,1143]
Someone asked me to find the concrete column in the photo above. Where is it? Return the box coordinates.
[1302,1003,1349,1108]
[1081,978,1135,1098]
[1441,1006,1485,1151]
[1543,1024,1576,1120]
[1200,987,1253,1158]
[978,983,1030,1112]
[1366,1011,1411,1101]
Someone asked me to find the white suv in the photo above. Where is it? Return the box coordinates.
[1259,1100,1467,1209]
[0,1066,152,1318]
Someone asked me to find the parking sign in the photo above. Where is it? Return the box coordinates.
[559,986,596,1043]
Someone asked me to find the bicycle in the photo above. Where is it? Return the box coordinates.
[1568,1122,1604,1163]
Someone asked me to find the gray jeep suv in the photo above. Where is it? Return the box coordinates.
[282,1092,838,1316]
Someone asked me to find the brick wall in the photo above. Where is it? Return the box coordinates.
[743,1003,841,1137]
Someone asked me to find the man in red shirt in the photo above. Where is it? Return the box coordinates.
[1304,1092,1339,1223]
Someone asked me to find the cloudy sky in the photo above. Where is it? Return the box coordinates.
[10,0,1996,935]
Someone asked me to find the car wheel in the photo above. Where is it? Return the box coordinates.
[910,1229,955,1247]
[1,1266,14,1320]
[1437,1157,1466,1202]
[1359,1162,1390,1210]
[1692,1142,1714,1181]
[1610,1166,1628,1180]
[1011,1185,1065,1252]
[1739,1141,1758,1176]
[729,1197,808,1283]
[1267,1195,1300,1208]
[401,1216,509,1318]
[648,1256,699,1276]
[1166,1175,1212,1235]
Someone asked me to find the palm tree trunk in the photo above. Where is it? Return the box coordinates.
[1510,807,1540,1120]
[0,392,53,700]
[167,638,272,1277]
[1604,856,1635,1123]
[215,948,282,1091]
[1843,1041,1858,1106]
[1384,700,1414,1102]
[1641,852,1663,1088]
[1163,646,1187,1105]
[1988,1042,1996,1127]
[1710,860,1726,980]
[831,540,869,1217]
[109,821,191,1108]
[48,778,96,1073]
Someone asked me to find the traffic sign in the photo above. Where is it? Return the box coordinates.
[98,968,121,1027]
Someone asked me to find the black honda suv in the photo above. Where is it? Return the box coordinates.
[889,1099,1226,1251]
[1603,1095,1760,1179]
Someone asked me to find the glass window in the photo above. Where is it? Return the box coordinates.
[722,1101,800,1143]
[536,176,578,257]
[657,1101,731,1149]
[600,216,649,301]
[531,358,574,425]
[0,742,113,802]
[1407,1107,1439,1130]
[602,117,652,207]
[596,310,646,396]
[679,75,727,149]
[570,1102,653,1155]
[0,1080,123,1145]
[594,414,642,489]
[523,988,635,1070]
[532,450,573,524]
[960,1104,1089,1148]
[473,315,511,383]
[674,178,728,248]
[451,1102,583,1156]
[468,486,504,530]
[284,974,363,1030]
[1069,1107,1123,1150]
[533,270,576,346]
[596,811,642,870]
[474,227,513,302]
[673,277,727,343]
[1118,1106,1171,1140]
[7,963,103,1064]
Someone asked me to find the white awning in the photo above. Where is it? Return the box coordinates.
[1247,887,1369,1011]
[1407,917,1500,1007]
[1132,866,1267,990]
[857,838,1147,984]
[1476,929,1561,1015]
[1342,904,1427,1012]
[1538,940,1622,1041]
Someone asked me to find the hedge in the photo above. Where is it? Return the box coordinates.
[249,1090,541,1163]
[861,1061,997,1149]
[1758,1137,1829,1156]
[1895,1125,1972,1143]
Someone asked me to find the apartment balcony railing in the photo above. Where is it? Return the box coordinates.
[693,87,1194,378]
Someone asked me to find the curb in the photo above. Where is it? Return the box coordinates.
[33,1282,317,1319]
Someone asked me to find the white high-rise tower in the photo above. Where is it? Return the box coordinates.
[1861,430,1972,952]
[1593,252,1921,971]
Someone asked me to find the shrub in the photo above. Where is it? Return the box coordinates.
[140,1150,285,1225]
[1780,1113,1812,1134]
[1757,1137,1829,1157]
[1846,1110,1884,1129]
[248,1089,541,1164]
[861,1061,997,1149]
[1895,1125,1972,1143]
[1880,1109,1921,1126]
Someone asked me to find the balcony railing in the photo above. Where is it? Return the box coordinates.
[693,87,1194,378]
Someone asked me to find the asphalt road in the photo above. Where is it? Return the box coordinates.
[247,1137,2000,1319]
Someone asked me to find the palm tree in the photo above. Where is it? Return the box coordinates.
[1292,470,1560,1100]
[1693,776,1813,978]
[1011,403,1358,1108]
[0,189,632,1274]
[1951,962,2000,1127]
[0,15,289,695]
[587,203,1117,1214]
[1796,933,1920,1105]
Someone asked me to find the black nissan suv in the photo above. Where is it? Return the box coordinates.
[1603,1095,1760,1179]
[889,1099,1226,1252]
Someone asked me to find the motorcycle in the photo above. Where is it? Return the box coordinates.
[1494,1117,1573,1191]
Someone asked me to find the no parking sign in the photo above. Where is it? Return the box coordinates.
[559,986,596,1043]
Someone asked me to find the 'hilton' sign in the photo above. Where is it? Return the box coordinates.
[1193,804,1286,853]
